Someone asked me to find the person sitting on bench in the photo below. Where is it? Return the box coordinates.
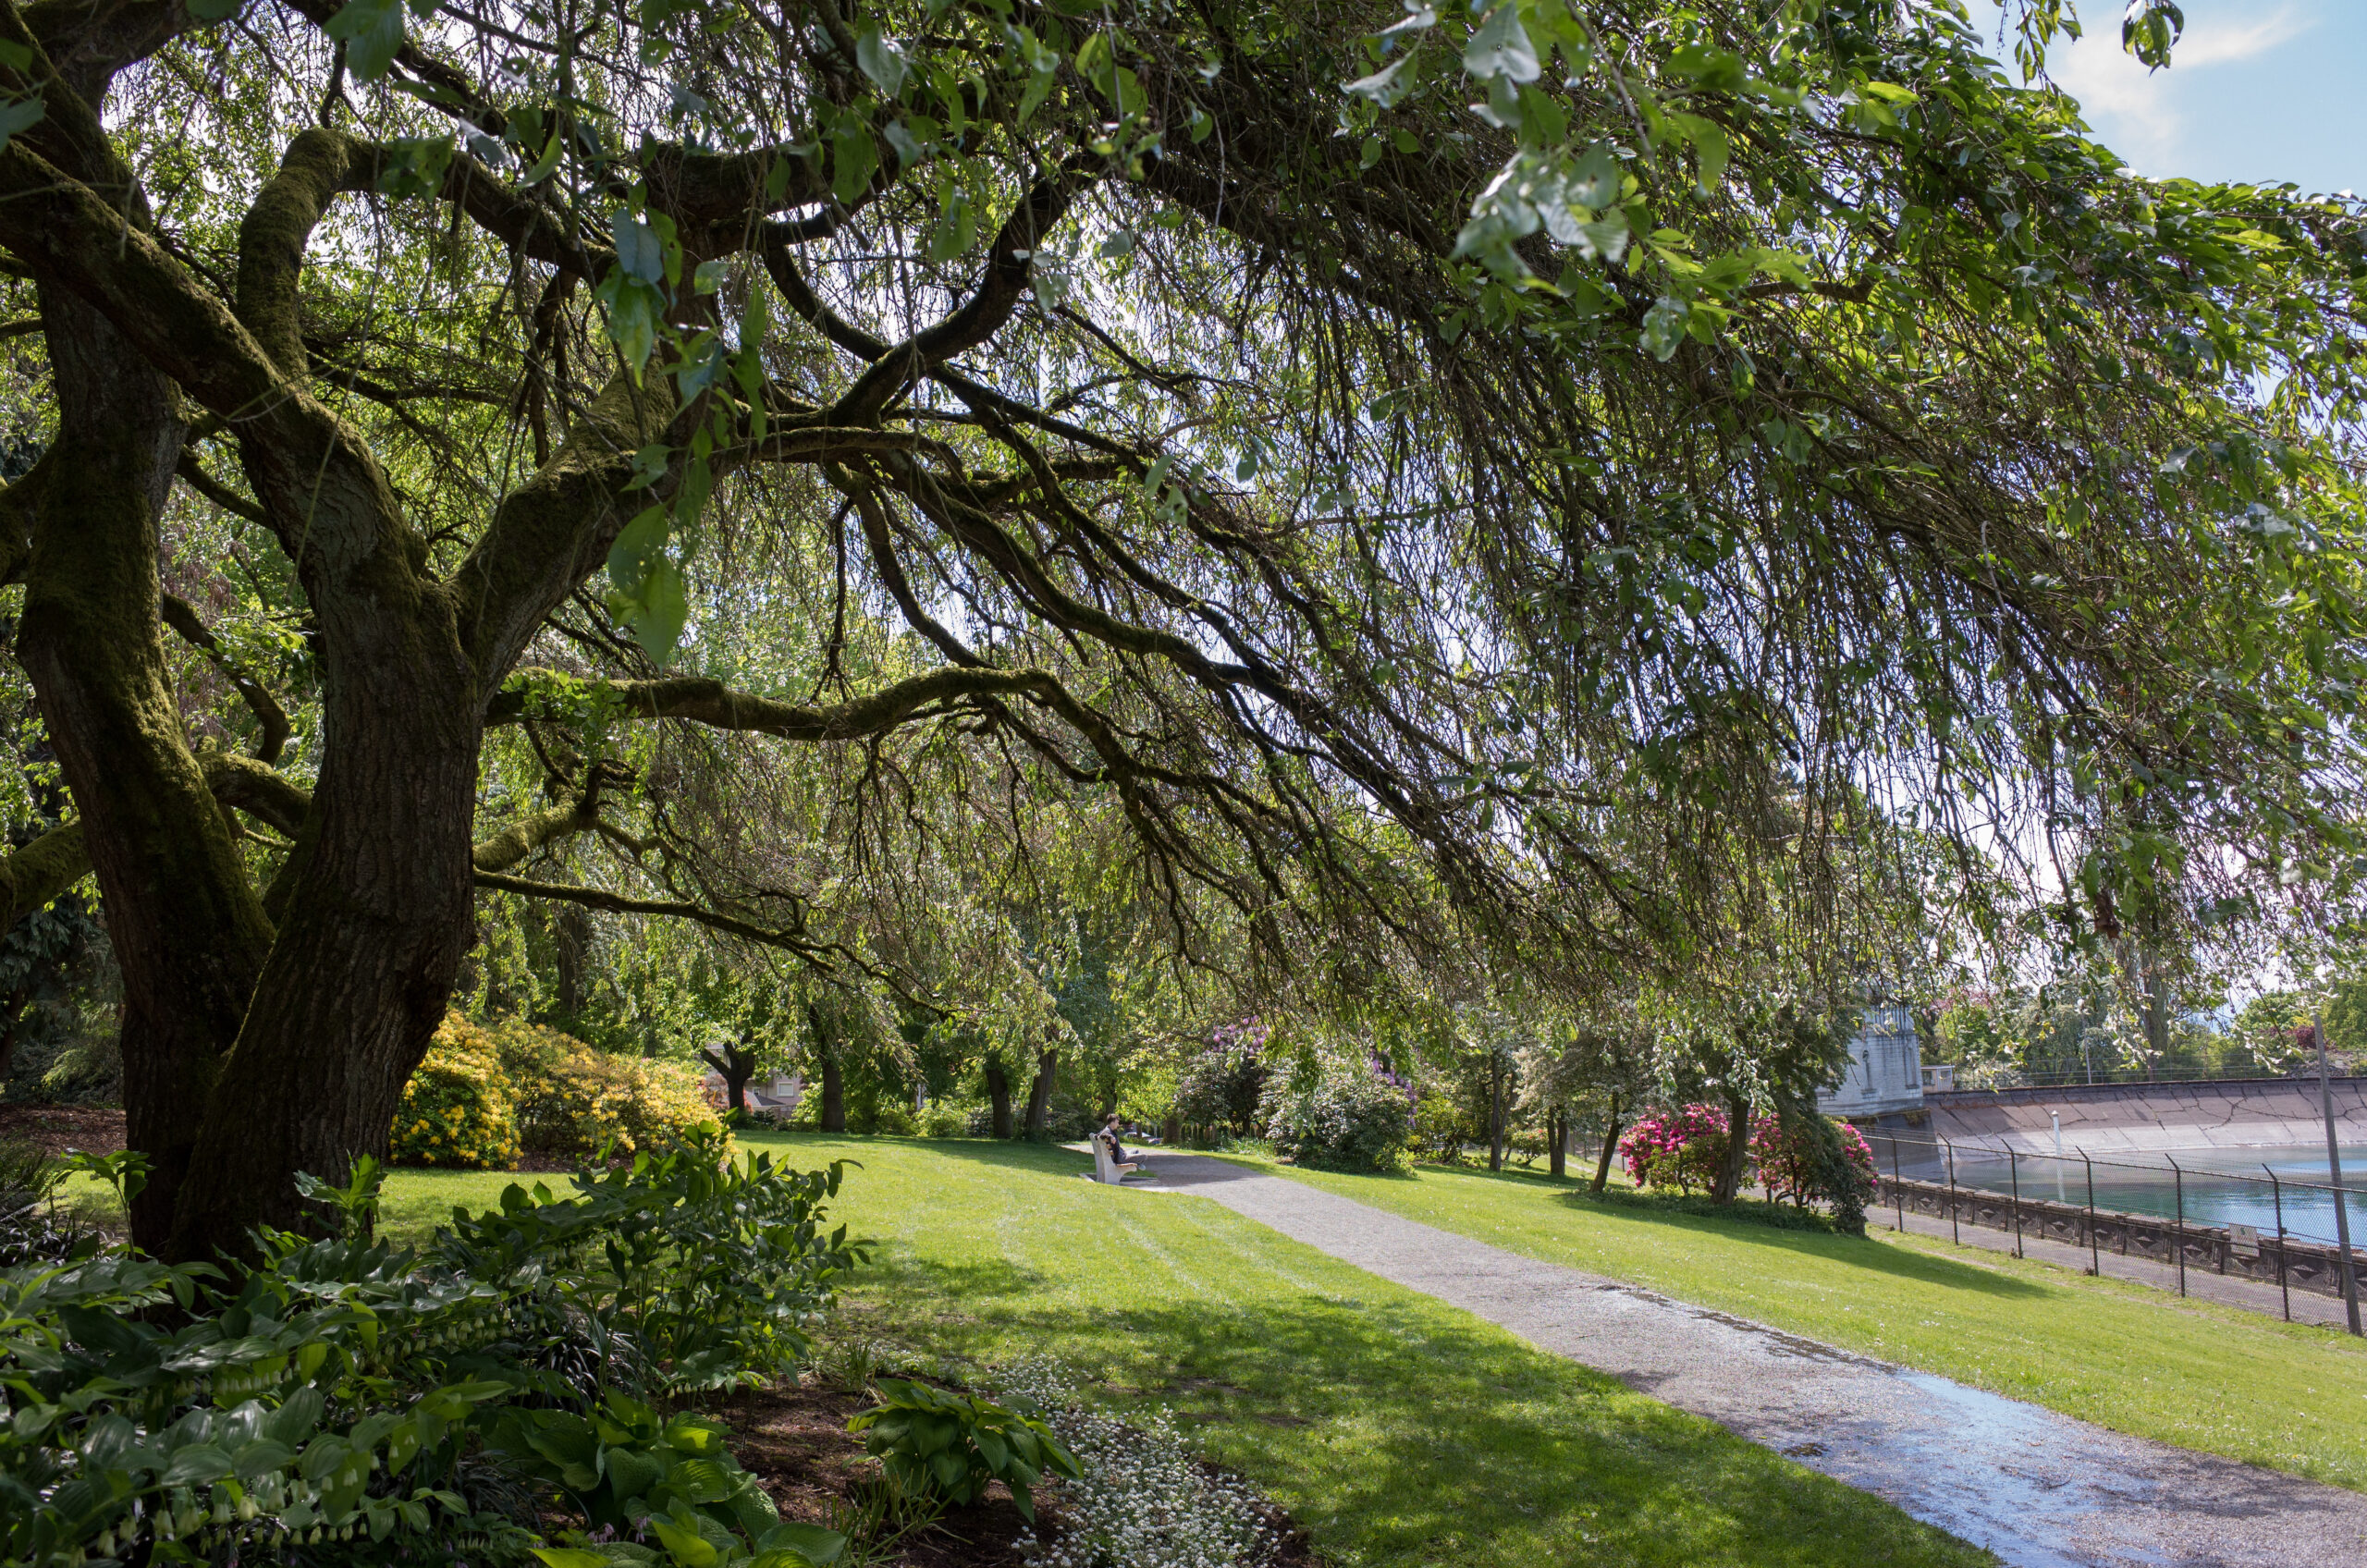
[1094,1114,1141,1182]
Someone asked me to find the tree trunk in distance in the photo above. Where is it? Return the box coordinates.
[701,1044,753,1111]
[818,1050,845,1133]
[1024,1045,1058,1139]
[552,902,590,1018]
[1487,1056,1505,1171]
[1548,1108,1566,1178]
[986,1060,1013,1139]
[1592,1091,1624,1195]
[1713,1088,1752,1203]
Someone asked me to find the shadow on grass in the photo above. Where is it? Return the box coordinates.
[742,1130,1092,1178]
[858,1253,1991,1568]
[1537,1187,2050,1298]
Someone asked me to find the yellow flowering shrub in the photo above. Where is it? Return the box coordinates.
[491,1017,724,1158]
[389,1011,521,1169]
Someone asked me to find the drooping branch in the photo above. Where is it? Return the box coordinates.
[162,594,292,766]
[472,869,837,962]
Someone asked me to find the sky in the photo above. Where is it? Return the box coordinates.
[1981,1,2365,196]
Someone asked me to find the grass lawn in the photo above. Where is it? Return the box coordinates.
[374,1133,1994,1568]
[1237,1153,2367,1492]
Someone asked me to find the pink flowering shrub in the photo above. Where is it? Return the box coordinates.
[1619,1104,1735,1194]
[1752,1114,1876,1207]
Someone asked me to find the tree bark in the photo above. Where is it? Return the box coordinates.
[1713,1088,1753,1204]
[818,1050,845,1133]
[16,288,276,1254]
[1023,1045,1058,1139]
[985,1060,1013,1139]
[1548,1107,1566,1179]
[1592,1091,1623,1196]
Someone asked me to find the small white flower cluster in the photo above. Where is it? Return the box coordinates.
[996,1358,1288,1568]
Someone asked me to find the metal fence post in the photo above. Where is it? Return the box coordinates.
[1890,1135,1906,1233]
[2267,1164,2290,1324]
[2008,1146,2024,1258]
[2169,1153,2186,1298]
[1944,1136,1960,1246]
[2083,1149,2099,1278]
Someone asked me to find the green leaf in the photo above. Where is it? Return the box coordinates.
[1668,113,1728,193]
[650,1514,720,1568]
[1664,41,1746,92]
[601,1444,667,1500]
[185,0,243,19]
[829,119,878,205]
[1343,54,1417,109]
[323,0,408,81]
[161,1442,235,1487]
[613,213,667,285]
[854,20,908,98]
[532,1551,615,1568]
[616,558,689,662]
[1564,142,1619,210]
[1463,2,1539,84]
[755,1524,847,1564]
[376,135,455,202]
[596,272,664,378]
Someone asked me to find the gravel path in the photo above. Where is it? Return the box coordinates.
[1125,1151,2367,1568]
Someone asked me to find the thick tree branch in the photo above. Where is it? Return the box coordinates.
[828,170,1088,425]
[471,792,600,873]
[486,663,1064,741]
[198,752,311,839]
[0,819,87,928]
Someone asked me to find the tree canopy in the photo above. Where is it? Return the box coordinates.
[0,0,2361,1254]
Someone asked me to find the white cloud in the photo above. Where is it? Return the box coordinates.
[2032,3,2314,173]
[2173,6,2313,67]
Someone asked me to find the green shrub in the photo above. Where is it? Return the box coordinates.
[919,1103,971,1139]
[491,1017,723,1158]
[1264,1057,1413,1172]
[856,1102,917,1136]
[390,1011,521,1169]
[849,1378,1081,1521]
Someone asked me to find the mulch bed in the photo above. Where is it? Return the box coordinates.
[0,1103,125,1157]
[710,1379,1323,1567]
[712,1380,1040,1566]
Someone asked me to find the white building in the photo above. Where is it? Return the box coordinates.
[1816,1003,1924,1118]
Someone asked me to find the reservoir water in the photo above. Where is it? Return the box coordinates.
[1880,1137,2367,1251]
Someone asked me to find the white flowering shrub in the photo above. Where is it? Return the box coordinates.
[994,1359,1288,1568]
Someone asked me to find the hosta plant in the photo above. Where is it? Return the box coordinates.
[849,1378,1082,1522]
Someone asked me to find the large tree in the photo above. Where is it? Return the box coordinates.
[0,0,2361,1258]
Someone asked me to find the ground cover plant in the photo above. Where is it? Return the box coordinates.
[716,1132,1993,1568]
[0,1133,866,1568]
[1244,1154,2367,1491]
